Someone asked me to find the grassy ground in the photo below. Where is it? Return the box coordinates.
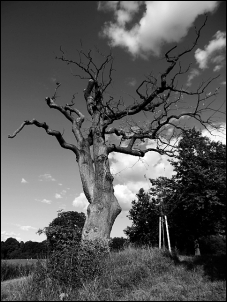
[1,247,226,301]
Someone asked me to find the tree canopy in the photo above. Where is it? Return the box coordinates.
[124,129,226,254]
[168,129,226,247]
[124,188,159,246]
[1,238,47,259]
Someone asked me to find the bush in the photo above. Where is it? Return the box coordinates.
[45,238,110,289]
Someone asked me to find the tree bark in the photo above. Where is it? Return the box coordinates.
[81,134,121,240]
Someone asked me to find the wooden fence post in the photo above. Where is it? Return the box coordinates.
[164,215,171,253]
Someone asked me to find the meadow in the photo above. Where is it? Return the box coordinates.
[1,247,226,301]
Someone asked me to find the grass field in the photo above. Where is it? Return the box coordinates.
[1,247,226,301]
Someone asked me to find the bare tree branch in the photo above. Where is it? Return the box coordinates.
[8,119,79,159]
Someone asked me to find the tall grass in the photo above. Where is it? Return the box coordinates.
[1,261,35,282]
[1,246,226,301]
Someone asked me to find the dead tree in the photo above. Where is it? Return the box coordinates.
[8,18,224,242]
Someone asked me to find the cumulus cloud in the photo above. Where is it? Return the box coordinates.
[98,1,219,58]
[39,173,56,182]
[72,193,88,212]
[55,190,67,199]
[202,123,226,145]
[195,31,226,70]
[108,141,175,210]
[21,178,28,183]
[114,184,137,210]
[186,68,200,87]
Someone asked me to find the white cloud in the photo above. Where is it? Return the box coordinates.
[55,193,62,199]
[99,1,219,58]
[1,231,21,241]
[221,81,226,85]
[108,141,175,210]
[41,199,52,204]
[72,193,88,212]
[58,183,63,186]
[186,68,200,87]
[213,65,222,72]
[202,123,226,145]
[126,77,137,86]
[21,178,28,183]
[35,198,52,204]
[195,31,226,69]
[39,173,56,182]
[114,184,137,211]
[16,225,37,231]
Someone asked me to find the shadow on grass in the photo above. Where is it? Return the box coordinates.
[178,253,226,281]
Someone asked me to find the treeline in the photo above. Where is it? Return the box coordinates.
[1,236,127,259]
[1,238,48,259]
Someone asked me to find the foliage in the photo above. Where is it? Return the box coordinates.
[1,238,20,259]
[199,235,226,255]
[37,210,86,254]
[109,237,128,252]
[124,188,159,246]
[168,128,226,251]
[1,238,47,259]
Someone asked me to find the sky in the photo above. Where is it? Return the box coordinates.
[1,1,226,243]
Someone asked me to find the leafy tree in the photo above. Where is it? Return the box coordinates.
[8,18,224,241]
[124,188,159,246]
[125,130,226,253]
[109,237,128,251]
[38,210,86,254]
[1,238,20,259]
[168,128,226,253]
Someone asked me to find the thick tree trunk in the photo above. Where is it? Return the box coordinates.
[81,134,122,241]
[82,189,121,240]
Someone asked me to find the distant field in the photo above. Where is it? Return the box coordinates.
[2,259,45,266]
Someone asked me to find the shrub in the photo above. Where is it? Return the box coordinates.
[46,238,110,289]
